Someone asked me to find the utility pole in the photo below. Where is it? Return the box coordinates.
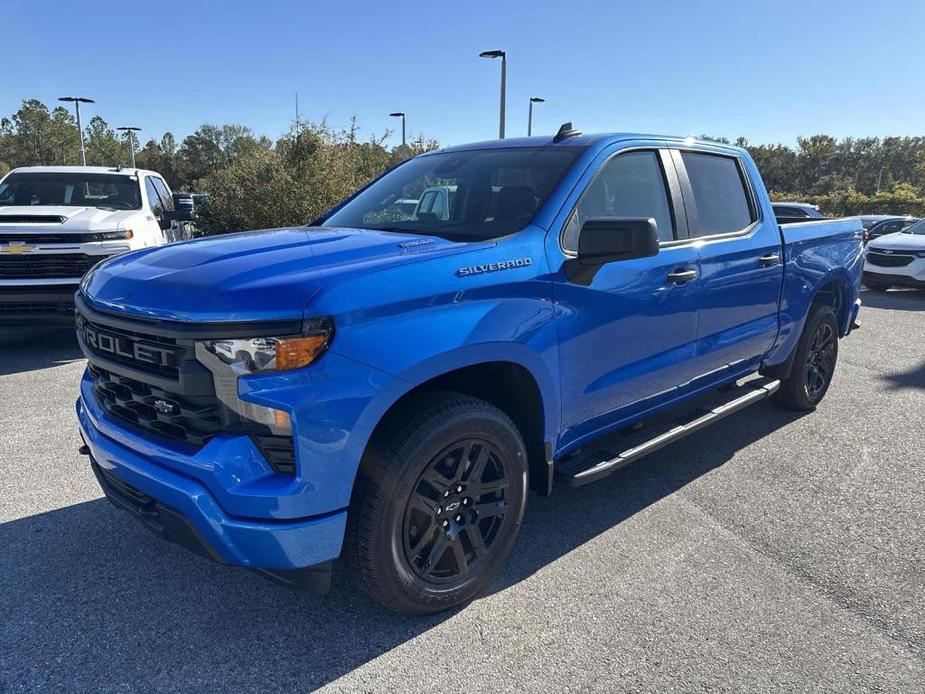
[58,96,94,165]
[117,127,141,167]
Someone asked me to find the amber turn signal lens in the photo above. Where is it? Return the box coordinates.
[275,334,330,370]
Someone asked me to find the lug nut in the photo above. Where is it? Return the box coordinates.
[442,519,450,528]
[455,485,463,493]
[462,498,471,506]
[436,507,442,515]
[455,514,463,523]
[443,490,451,498]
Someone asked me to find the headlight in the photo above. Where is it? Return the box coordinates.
[199,316,334,373]
[89,229,133,241]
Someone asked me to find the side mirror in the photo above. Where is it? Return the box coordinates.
[161,210,182,228]
[577,217,660,265]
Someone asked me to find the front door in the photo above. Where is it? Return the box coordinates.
[547,144,703,451]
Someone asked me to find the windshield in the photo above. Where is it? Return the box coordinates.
[901,219,925,235]
[322,147,583,241]
[0,172,142,210]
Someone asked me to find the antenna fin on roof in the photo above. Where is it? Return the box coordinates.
[553,122,582,143]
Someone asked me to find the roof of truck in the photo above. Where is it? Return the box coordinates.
[434,133,741,155]
[9,165,159,177]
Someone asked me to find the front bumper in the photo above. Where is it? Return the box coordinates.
[0,285,78,324]
[77,391,348,580]
[863,270,925,288]
[863,255,925,287]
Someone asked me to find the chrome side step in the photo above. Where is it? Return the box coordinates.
[556,378,780,487]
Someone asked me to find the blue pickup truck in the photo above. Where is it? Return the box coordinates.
[75,128,863,614]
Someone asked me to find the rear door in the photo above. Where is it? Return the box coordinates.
[670,147,782,386]
[547,142,703,450]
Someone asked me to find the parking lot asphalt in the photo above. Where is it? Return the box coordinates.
[1,289,924,693]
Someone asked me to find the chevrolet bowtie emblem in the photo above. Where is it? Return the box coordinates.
[2,242,35,254]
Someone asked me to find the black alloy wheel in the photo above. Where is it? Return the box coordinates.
[402,439,510,584]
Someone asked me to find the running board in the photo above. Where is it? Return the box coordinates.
[556,378,780,487]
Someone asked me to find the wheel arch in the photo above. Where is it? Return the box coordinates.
[762,271,852,381]
[358,347,557,497]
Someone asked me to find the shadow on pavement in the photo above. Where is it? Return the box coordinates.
[0,401,803,692]
[878,358,925,392]
[0,326,83,376]
[860,287,925,312]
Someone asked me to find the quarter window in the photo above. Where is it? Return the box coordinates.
[681,152,756,236]
[562,150,676,251]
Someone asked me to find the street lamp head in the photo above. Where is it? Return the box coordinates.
[389,112,405,118]
[530,97,545,103]
[479,50,505,59]
[58,96,95,104]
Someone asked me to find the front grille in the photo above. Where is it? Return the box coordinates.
[866,251,915,267]
[0,214,66,224]
[76,312,189,380]
[80,304,297,475]
[89,364,223,446]
[0,232,96,244]
[0,253,103,279]
[0,301,73,315]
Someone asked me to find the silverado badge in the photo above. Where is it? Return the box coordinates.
[457,258,532,277]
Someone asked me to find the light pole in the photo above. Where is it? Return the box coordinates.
[389,112,406,148]
[479,50,506,139]
[528,96,545,136]
[58,96,94,166]
[117,126,141,168]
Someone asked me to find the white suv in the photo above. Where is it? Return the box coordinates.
[0,166,180,324]
[863,219,925,291]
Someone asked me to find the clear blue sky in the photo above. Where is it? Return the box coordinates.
[6,0,925,148]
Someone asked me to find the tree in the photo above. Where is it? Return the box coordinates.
[83,116,121,166]
[0,99,80,166]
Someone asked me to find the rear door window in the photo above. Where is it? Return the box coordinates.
[681,152,756,236]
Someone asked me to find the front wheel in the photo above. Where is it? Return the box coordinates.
[346,392,528,614]
[773,304,839,411]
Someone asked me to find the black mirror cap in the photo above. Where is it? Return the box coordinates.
[577,217,660,265]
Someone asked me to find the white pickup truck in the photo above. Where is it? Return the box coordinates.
[0,166,179,324]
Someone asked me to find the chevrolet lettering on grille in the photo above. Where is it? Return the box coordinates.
[78,319,178,369]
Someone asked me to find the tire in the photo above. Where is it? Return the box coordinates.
[773,304,839,411]
[345,392,529,615]
[863,278,891,291]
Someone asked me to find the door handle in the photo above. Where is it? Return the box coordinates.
[759,253,781,267]
[666,268,698,284]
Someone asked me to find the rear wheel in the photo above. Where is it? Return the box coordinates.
[773,304,839,411]
[346,392,528,614]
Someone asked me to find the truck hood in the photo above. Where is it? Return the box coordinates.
[868,231,925,251]
[0,205,138,232]
[81,226,473,322]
